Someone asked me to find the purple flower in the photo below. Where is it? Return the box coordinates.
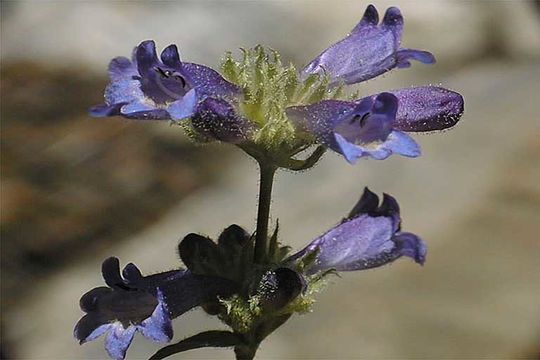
[286,4,464,163]
[74,257,237,360]
[288,188,426,275]
[302,4,435,86]
[90,40,239,121]
[191,97,256,143]
[286,87,463,163]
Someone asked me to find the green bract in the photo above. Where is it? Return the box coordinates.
[219,46,345,169]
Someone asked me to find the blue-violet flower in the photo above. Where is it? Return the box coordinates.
[90,40,239,121]
[74,257,237,359]
[288,187,426,274]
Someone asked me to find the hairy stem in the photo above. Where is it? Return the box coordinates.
[254,161,276,264]
[234,344,258,360]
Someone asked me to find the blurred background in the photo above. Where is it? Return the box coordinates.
[1,1,540,359]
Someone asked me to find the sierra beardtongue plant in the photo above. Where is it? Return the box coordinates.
[77,4,464,359]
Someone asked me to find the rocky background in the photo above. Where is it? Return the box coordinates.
[1,1,540,359]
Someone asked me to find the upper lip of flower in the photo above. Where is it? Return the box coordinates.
[301,4,435,86]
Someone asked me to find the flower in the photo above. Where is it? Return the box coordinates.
[90,40,239,121]
[74,257,237,360]
[191,97,255,143]
[89,5,463,164]
[302,5,435,86]
[286,86,464,163]
[288,188,426,275]
[284,4,465,163]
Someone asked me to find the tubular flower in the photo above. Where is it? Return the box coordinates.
[288,188,426,274]
[74,257,237,360]
[302,5,435,86]
[286,87,463,163]
[90,40,239,121]
[283,4,464,163]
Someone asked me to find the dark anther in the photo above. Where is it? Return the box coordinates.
[154,67,187,87]
[154,67,172,78]
[173,74,186,88]
[349,112,370,126]
[359,113,370,127]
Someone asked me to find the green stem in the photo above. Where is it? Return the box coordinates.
[254,161,276,264]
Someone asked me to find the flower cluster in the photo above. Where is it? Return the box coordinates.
[76,189,424,360]
[91,5,462,166]
[78,4,464,359]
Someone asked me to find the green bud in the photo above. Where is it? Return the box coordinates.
[217,46,346,170]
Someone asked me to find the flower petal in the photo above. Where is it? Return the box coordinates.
[160,44,181,68]
[135,40,160,76]
[181,63,240,99]
[108,56,138,82]
[121,263,143,284]
[104,323,136,360]
[298,215,396,274]
[302,5,434,85]
[393,232,427,265]
[334,133,390,162]
[89,104,123,117]
[391,86,465,132]
[334,93,397,144]
[190,97,255,143]
[157,272,238,318]
[396,49,435,69]
[333,130,421,163]
[102,257,125,289]
[74,314,111,344]
[217,224,251,249]
[347,187,380,220]
[136,290,173,343]
[104,78,144,106]
[346,187,400,221]
[167,88,198,121]
[380,130,421,158]
[79,286,111,312]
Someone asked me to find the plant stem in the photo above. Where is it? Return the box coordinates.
[234,344,257,360]
[254,161,276,264]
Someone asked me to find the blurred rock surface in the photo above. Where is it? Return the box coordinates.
[2,1,539,69]
[0,63,232,312]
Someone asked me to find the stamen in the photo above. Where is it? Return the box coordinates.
[173,74,187,88]
[154,67,172,78]
[349,112,370,126]
[359,113,369,127]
